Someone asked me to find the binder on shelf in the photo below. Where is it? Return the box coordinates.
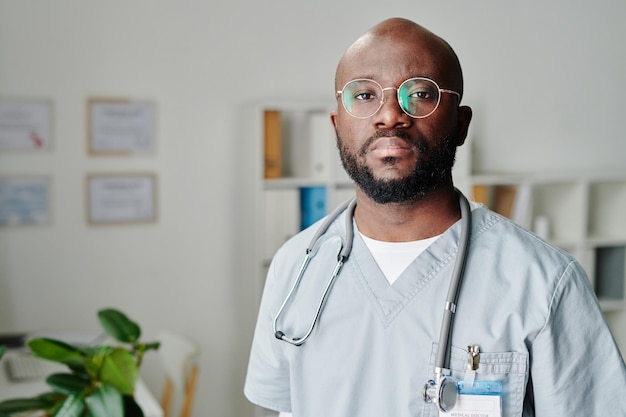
[299,186,327,230]
[595,246,625,301]
[264,189,299,259]
[287,110,338,180]
[472,184,491,206]
[472,184,532,227]
[310,112,351,183]
[284,110,310,178]
[264,109,282,179]
[493,185,517,218]
[308,112,334,180]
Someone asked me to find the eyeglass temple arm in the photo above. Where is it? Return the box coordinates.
[440,89,461,99]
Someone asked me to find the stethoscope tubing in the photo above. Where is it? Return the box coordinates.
[434,191,472,375]
[273,198,357,345]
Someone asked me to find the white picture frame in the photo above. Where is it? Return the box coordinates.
[88,98,156,155]
[0,176,51,226]
[87,173,157,225]
[0,99,52,150]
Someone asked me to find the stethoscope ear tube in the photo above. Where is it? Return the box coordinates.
[306,198,354,255]
[273,198,357,346]
[430,190,472,411]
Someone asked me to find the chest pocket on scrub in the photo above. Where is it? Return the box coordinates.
[423,343,528,417]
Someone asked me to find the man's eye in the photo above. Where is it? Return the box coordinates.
[411,90,433,100]
[354,92,376,101]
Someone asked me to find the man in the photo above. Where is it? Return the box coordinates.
[245,17,626,416]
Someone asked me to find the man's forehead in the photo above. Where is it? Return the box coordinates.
[337,36,443,83]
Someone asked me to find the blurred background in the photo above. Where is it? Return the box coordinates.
[1,1,624,416]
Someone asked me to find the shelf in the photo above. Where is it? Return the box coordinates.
[600,299,626,312]
[467,172,626,312]
[594,245,625,302]
[588,180,626,240]
[255,102,354,295]
[530,181,585,242]
[262,104,346,183]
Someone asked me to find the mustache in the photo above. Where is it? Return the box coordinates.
[359,130,426,156]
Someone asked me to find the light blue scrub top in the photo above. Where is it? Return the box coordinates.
[245,205,626,416]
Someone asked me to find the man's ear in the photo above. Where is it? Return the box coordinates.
[456,105,473,146]
[330,111,338,135]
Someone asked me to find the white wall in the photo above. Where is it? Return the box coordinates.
[0,1,624,416]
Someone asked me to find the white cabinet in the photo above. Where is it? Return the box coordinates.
[466,173,626,312]
[249,101,355,417]
[251,100,354,300]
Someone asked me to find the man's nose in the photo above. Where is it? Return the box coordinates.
[374,88,410,127]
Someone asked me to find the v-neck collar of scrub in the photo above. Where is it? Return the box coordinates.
[349,214,467,327]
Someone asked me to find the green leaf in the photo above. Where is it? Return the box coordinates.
[27,338,86,368]
[142,341,160,352]
[123,395,145,417]
[53,392,86,417]
[0,345,6,359]
[0,397,55,413]
[38,391,67,404]
[46,373,92,395]
[79,345,112,358]
[85,384,123,417]
[97,309,141,343]
[99,348,138,395]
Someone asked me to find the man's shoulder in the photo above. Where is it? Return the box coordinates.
[472,204,575,263]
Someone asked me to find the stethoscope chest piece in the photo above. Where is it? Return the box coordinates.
[423,375,458,412]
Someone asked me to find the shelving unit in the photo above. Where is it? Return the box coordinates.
[252,101,626,313]
[467,172,626,312]
[250,100,355,417]
[252,100,354,299]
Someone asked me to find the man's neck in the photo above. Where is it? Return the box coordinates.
[353,186,461,242]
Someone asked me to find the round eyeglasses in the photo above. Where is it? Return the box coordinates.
[337,77,461,119]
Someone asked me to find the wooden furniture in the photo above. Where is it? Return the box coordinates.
[158,331,201,417]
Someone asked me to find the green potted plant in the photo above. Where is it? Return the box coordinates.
[0,308,159,417]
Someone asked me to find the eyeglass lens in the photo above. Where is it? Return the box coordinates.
[341,78,442,119]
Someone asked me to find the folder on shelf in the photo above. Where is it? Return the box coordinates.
[493,185,517,219]
[308,112,335,180]
[472,184,532,228]
[300,186,327,230]
[264,189,299,259]
[286,111,339,180]
[472,184,491,206]
[264,109,282,179]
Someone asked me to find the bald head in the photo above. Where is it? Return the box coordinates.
[335,18,464,98]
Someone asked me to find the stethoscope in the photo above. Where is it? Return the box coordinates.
[273,189,472,413]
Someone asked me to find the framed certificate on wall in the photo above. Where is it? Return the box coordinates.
[0,99,52,150]
[87,98,156,155]
[0,176,51,226]
[87,173,157,225]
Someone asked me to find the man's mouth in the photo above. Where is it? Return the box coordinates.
[369,137,413,157]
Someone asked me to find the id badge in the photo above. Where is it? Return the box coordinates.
[439,380,503,417]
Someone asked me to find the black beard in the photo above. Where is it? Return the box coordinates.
[337,129,458,204]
